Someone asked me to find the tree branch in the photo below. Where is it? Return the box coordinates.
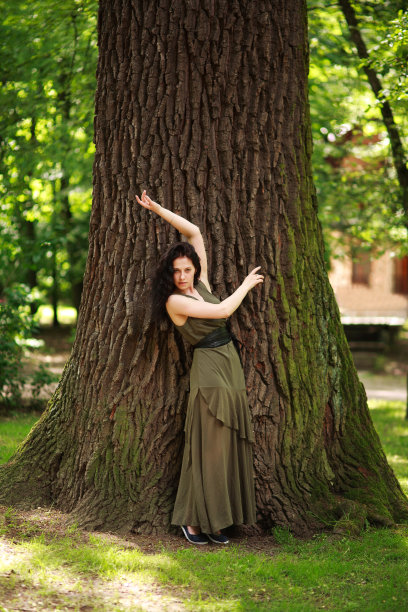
[338,0,408,221]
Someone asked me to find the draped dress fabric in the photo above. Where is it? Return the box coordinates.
[171,280,256,534]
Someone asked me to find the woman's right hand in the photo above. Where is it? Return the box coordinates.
[136,190,161,213]
[242,266,264,291]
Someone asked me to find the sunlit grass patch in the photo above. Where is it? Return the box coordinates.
[36,304,77,326]
[0,523,186,610]
[368,400,408,495]
[1,401,408,610]
[0,412,40,463]
[166,529,408,611]
[0,507,408,611]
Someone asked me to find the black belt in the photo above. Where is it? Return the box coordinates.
[193,324,244,367]
[193,326,231,349]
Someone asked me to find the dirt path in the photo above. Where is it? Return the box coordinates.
[0,506,277,612]
[352,340,408,403]
[358,372,407,402]
[24,329,408,405]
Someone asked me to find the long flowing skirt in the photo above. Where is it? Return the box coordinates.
[171,342,256,534]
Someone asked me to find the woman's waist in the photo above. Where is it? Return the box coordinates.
[193,326,231,350]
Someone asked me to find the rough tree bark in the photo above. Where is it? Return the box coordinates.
[1,0,407,536]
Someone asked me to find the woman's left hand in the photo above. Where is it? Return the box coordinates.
[136,190,160,213]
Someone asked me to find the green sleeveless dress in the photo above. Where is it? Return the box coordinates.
[171,280,256,534]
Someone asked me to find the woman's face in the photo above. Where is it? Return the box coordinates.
[172,256,196,291]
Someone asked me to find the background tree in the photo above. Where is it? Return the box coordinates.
[1,0,407,535]
[308,1,408,259]
[338,0,408,222]
[0,0,97,319]
[2,2,406,317]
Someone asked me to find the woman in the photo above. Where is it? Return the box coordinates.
[136,190,264,545]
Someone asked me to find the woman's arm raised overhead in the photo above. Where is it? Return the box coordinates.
[136,191,210,290]
[166,267,264,322]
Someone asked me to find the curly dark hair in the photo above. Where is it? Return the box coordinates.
[151,241,202,323]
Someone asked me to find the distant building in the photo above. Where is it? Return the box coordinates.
[329,252,408,340]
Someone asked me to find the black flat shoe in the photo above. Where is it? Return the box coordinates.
[208,532,229,544]
[181,526,209,545]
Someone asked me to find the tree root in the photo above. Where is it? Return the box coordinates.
[332,498,395,537]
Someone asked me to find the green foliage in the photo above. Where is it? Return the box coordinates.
[1,0,406,310]
[0,285,35,405]
[0,0,98,311]
[29,363,58,401]
[308,2,408,259]
[366,9,408,106]
[0,284,57,408]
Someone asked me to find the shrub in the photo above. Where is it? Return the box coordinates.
[0,284,56,408]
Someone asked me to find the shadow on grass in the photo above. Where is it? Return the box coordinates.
[1,401,408,610]
[369,401,408,495]
[1,506,408,611]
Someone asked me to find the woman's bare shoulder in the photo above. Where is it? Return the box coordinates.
[166,295,188,325]
[166,293,190,311]
[166,293,182,305]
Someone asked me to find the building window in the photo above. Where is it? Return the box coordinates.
[393,256,408,294]
[352,251,371,286]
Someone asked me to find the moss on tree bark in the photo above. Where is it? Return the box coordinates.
[1,0,407,536]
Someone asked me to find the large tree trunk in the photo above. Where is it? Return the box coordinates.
[1,0,407,536]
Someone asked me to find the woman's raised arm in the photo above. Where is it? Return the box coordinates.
[166,267,264,322]
[136,191,209,289]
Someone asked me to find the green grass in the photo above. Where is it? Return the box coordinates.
[369,400,408,495]
[1,401,408,610]
[0,411,41,464]
[0,512,407,611]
